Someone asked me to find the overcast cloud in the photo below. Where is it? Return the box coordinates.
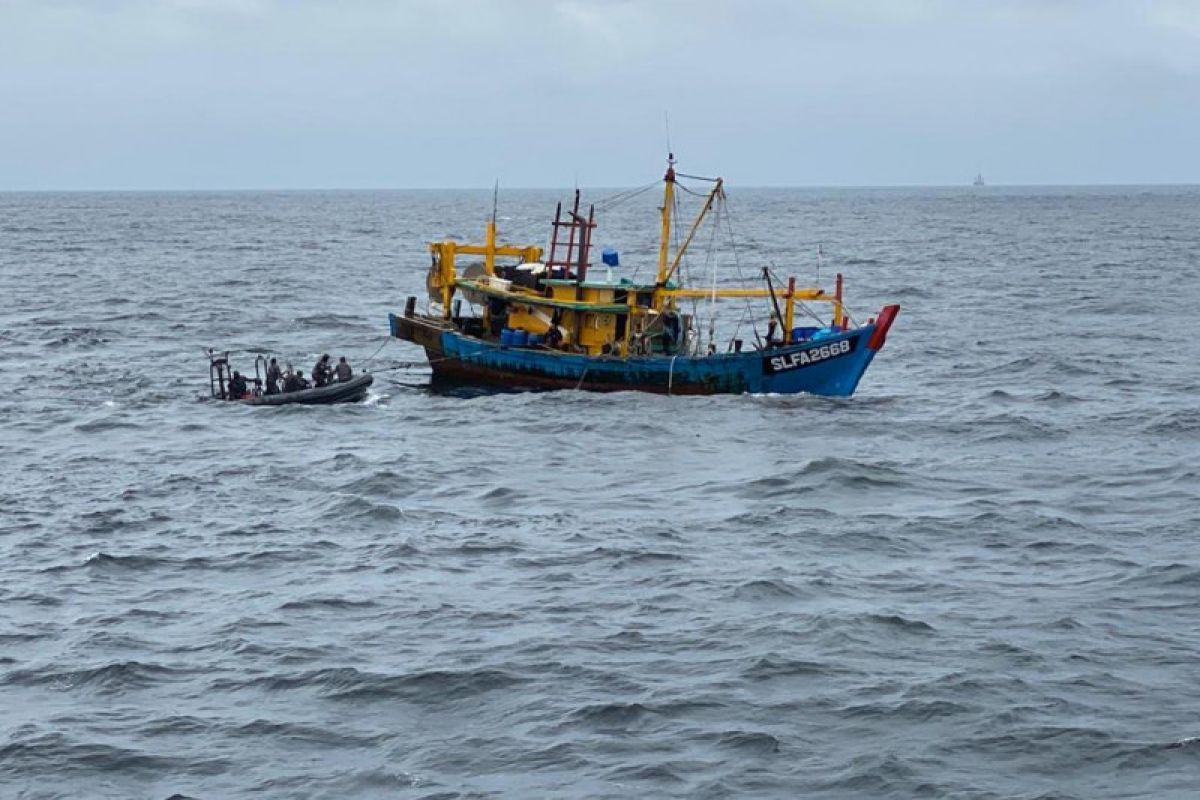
[1,0,1198,189]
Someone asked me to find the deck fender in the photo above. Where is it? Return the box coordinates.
[866,304,900,351]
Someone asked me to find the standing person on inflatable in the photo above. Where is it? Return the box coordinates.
[312,354,332,387]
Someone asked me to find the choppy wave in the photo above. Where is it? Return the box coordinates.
[2,187,1199,798]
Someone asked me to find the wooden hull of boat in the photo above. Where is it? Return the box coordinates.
[241,374,374,406]
[389,310,896,397]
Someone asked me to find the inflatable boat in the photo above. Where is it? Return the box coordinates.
[207,350,373,406]
[243,374,373,406]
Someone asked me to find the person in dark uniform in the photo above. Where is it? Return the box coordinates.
[661,311,682,354]
[334,356,352,383]
[765,317,780,347]
[312,354,332,388]
[228,370,248,399]
[265,358,282,394]
[283,364,309,392]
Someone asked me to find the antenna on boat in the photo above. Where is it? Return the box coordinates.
[816,243,823,284]
[491,179,499,226]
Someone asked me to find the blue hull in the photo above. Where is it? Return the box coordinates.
[390,313,886,396]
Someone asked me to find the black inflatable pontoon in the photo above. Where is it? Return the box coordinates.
[244,373,373,406]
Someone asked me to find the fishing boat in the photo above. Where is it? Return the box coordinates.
[389,155,899,396]
[973,173,986,187]
[207,350,373,406]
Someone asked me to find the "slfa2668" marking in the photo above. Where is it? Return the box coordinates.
[764,335,859,374]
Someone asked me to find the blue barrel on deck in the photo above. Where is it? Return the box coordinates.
[791,326,819,342]
[528,334,543,346]
[500,328,515,348]
[513,329,529,346]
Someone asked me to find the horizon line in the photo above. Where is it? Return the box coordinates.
[2,181,1200,193]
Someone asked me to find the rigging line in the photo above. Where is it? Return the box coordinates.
[368,361,435,372]
[794,298,831,325]
[674,179,709,288]
[609,181,676,284]
[509,183,647,263]
[708,207,721,338]
[593,180,660,210]
[764,264,841,328]
[675,180,711,198]
[727,303,755,351]
[720,193,762,344]
[682,201,703,348]
[361,336,392,367]
[765,264,788,288]
[688,297,702,355]
[695,201,719,353]
[727,313,743,350]
[594,187,655,212]
[498,216,550,244]
[675,172,720,182]
[671,184,698,290]
[717,191,743,279]
[604,179,662,203]
[689,206,715,356]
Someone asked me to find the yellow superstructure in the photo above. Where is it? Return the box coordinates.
[423,156,849,357]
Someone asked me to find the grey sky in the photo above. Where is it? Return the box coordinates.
[2,0,1198,189]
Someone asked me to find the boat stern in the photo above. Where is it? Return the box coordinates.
[389,310,451,358]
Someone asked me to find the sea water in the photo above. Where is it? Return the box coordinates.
[1,185,1199,798]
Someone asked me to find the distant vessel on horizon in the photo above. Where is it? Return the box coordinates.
[973,172,986,187]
